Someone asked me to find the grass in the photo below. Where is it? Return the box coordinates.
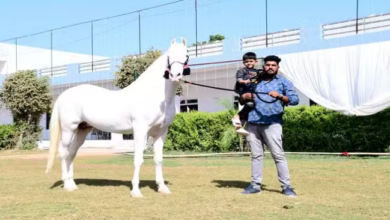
[0,152,389,220]
[0,148,46,156]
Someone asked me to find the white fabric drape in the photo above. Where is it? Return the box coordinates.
[279,40,390,116]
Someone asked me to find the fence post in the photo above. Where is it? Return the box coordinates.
[50,30,53,77]
[265,0,268,47]
[356,0,359,34]
[91,21,94,72]
[15,38,18,72]
[195,0,198,57]
[138,11,141,55]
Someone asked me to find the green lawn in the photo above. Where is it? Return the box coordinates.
[1,152,389,220]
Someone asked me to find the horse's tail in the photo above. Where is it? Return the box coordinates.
[45,102,61,173]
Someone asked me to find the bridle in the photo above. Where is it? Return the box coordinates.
[163,55,191,79]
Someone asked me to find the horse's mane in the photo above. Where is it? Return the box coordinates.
[126,52,168,90]
[123,42,187,91]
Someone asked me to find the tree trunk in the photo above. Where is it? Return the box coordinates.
[16,132,23,150]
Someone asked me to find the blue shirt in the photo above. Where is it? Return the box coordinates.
[248,75,299,124]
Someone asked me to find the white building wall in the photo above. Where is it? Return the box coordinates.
[0,42,108,75]
[0,105,13,124]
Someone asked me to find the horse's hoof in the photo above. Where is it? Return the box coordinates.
[158,186,172,194]
[63,181,78,191]
[131,191,144,198]
[63,186,77,192]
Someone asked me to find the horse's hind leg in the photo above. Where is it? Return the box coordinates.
[59,127,92,191]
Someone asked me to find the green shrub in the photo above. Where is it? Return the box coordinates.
[165,106,390,153]
[0,124,16,149]
[165,110,239,152]
[283,105,390,152]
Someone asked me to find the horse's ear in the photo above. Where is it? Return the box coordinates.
[181,37,187,46]
[171,38,177,45]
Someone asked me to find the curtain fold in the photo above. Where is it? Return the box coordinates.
[279,40,390,116]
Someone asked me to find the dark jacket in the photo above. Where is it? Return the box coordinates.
[234,68,262,96]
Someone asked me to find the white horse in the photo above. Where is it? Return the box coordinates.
[45,37,190,198]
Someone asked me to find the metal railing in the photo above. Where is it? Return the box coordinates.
[187,41,223,58]
[322,13,390,39]
[79,59,110,74]
[39,65,67,77]
[241,29,300,51]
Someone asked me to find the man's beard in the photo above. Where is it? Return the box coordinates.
[265,69,277,75]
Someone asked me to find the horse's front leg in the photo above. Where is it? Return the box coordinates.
[131,126,148,198]
[153,128,171,194]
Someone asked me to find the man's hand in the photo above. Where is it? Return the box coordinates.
[268,91,280,98]
[242,93,254,101]
[269,91,289,103]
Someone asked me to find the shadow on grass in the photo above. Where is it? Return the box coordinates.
[211,180,281,194]
[50,179,169,192]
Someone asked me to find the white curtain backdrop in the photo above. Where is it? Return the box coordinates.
[279,40,390,116]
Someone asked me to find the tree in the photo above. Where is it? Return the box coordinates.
[209,34,225,43]
[114,47,183,95]
[192,34,225,46]
[114,48,162,89]
[0,70,52,149]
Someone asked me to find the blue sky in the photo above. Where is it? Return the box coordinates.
[0,0,389,58]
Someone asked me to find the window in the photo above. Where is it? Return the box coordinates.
[123,134,133,140]
[90,128,111,140]
[180,99,198,112]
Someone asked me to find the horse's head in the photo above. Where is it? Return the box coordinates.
[164,37,191,82]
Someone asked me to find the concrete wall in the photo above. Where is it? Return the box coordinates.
[0,42,108,75]
[0,104,13,124]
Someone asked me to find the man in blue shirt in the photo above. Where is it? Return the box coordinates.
[240,55,299,197]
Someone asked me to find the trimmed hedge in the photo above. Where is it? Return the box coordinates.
[165,110,236,152]
[165,106,390,153]
[283,106,390,152]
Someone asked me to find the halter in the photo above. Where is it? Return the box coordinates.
[163,55,191,79]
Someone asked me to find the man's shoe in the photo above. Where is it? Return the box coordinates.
[282,186,297,197]
[241,184,261,194]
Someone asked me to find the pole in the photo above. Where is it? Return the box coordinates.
[15,38,18,72]
[51,31,53,76]
[91,21,94,72]
[265,0,268,47]
[356,0,359,34]
[195,0,198,57]
[138,11,141,55]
